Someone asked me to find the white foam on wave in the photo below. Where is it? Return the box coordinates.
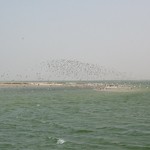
[57,138,66,144]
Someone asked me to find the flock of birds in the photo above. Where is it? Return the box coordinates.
[0,59,130,81]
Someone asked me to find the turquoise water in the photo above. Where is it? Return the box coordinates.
[0,81,150,150]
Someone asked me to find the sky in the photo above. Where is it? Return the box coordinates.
[0,0,150,80]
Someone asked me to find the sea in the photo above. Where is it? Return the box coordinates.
[0,81,150,150]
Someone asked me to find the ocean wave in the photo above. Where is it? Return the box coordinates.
[48,137,66,144]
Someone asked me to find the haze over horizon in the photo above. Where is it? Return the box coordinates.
[0,0,150,80]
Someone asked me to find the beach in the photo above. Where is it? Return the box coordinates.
[0,81,142,92]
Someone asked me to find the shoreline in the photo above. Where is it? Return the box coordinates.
[0,81,142,92]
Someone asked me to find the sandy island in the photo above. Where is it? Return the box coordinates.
[0,81,139,92]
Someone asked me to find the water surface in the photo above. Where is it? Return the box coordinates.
[0,81,150,150]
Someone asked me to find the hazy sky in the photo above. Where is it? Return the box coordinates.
[0,0,150,80]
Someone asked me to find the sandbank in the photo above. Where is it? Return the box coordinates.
[0,81,140,92]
